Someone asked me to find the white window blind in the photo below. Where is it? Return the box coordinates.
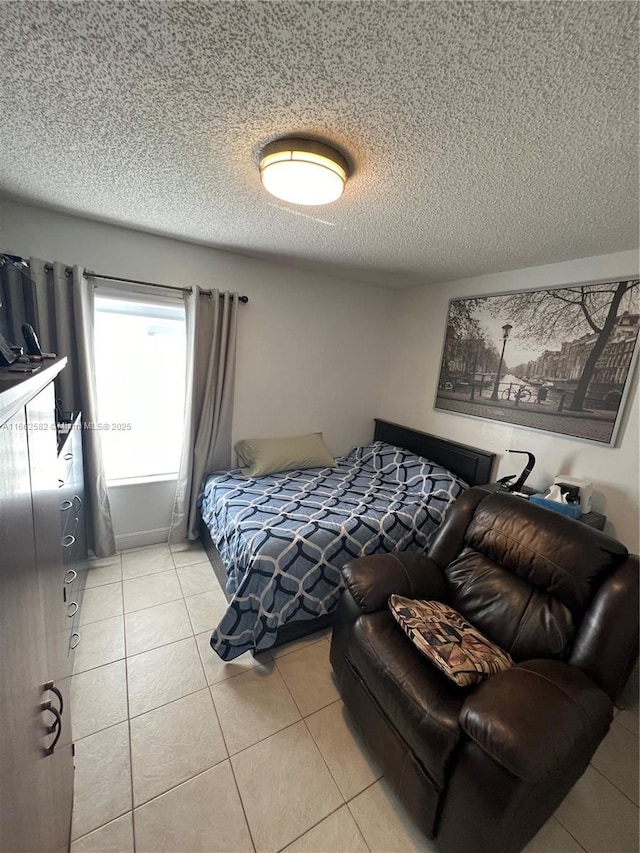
[94,290,186,482]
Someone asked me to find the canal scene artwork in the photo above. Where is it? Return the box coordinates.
[435,278,639,445]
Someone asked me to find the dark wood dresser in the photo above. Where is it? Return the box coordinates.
[0,358,87,853]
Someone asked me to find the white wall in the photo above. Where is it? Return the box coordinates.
[1,199,393,546]
[4,199,638,550]
[107,478,178,550]
[379,250,640,550]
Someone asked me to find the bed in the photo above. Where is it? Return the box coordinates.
[200,419,495,660]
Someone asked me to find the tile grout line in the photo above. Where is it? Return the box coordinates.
[216,664,348,853]
[120,619,196,662]
[270,648,360,848]
[207,686,258,853]
[73,653,127,679]
[78,556,380,850]
[272,642,341,720]
[71,750,382,853]
[112,564,251,849]
[610,712,640,740]
[269,633,327,662]
[73,547,197,846]
[547,816,590,853]
[224,715,303,762]
[586,761,640,810]
[345,792,377,853]
[78,688,229,813]
[75,687,632,853]
[181,583,204,643]
[71,813,131,849]
[174,561,190,600]
[126,636,207,718]
[123,592,184,617]
[272,649,320,718]
[72,715,130,746]
[127,672,207,722]
[76,589,500,853]
[73,540,635,853]
[126,740,228,810]
[85,546,602,853]
[226,760,258,853]
[274,801,350,853]
[122,645,231,818]
[173,558,214,571]
[208,657,343,759]
[221,678,384,812]
[192,641,342,765]
[300,708,350,799]
[346,775,383,803]
[122,576,137,853]
[344,775,385,853]
[71,592,133,844]
[72,557,126,848]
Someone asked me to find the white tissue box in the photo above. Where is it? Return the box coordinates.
[553,476,593,513]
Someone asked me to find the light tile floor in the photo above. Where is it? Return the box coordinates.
[70,543,639,853]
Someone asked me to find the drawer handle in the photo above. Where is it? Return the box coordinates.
[63,452,73,461]
[67,601,78,617]
[64,569,77,584]
[73,495,82,512]
[41,701,62,755]
[62,534,76,548]
[58,478,65,488]
[70,631,81,650]
[60,499,73,511]
[44,681,64,716]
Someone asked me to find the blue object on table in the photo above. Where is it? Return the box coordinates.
[529,494,582,519]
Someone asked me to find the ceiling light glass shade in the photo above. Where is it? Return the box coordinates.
[259,138,348,205]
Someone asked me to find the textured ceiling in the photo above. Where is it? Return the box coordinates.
[0,1,637,288]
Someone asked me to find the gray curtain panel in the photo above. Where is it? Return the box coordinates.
[0,261,39,343]
[170,287,239,542]
[29,259,117,558]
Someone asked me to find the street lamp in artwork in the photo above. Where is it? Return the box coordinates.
[491,323,513,402]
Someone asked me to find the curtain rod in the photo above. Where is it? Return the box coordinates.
[84,271,249,303]
[32,263,248,303]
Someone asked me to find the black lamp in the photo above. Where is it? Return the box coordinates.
[497,450,536,494]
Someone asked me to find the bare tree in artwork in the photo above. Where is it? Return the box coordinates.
[441,299,500,380]
[489,280,639,411]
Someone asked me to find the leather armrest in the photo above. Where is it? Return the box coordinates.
[341,552,445,613]
[460,659,613,783]
[569,554,639,702]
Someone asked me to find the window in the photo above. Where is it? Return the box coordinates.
[94,291,186,481]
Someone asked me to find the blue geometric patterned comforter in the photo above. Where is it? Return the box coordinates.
[203,441,467,660]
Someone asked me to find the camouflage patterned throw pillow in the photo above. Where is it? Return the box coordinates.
[388,595,514,687]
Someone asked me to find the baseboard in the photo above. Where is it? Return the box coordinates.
[116,527,170,551]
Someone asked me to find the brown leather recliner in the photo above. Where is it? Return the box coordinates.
[330,487,639,853]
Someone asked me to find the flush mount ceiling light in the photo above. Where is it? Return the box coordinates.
[259,137,348,206]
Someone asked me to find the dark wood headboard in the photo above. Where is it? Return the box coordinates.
[373,419,495,487]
